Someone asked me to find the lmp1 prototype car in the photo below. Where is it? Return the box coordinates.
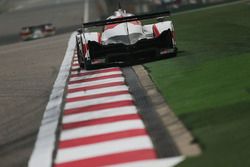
[20,23,56,41]
[76,8,177,70]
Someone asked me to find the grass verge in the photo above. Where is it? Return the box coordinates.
[145,2,250,167]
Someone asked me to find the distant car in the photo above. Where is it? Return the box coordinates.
[20,23,56,41]
[76,8,177,70]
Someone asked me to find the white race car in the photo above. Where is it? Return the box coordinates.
[76,8,177,70]
[20,23,56,41]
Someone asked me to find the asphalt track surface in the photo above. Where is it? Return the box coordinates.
[0,1,99,167]
[0,33,71,167]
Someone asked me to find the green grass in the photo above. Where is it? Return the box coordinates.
[145,2,250,167]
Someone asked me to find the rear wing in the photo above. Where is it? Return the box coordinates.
[83,11,170,28]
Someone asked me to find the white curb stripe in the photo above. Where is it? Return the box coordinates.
[71,65,79,70]
[68,77,125,90]
[69,71,122,81]
[67,85,129,98]
[65,94,133,110]
[63,106,137,124]
[28,32,76,167]
[60,120,145,141]
[55,136,153,164]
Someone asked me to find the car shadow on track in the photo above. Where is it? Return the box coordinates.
[83,53,179,71]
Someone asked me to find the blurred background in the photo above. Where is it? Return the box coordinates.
[0,0,232,46]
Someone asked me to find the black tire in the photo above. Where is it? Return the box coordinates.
[173,47,178,57]
[169,47,178,58]
[84,58,93,70]
[76,38,85,68]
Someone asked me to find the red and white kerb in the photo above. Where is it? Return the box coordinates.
[53,55,157,167]
[29,33,183,167]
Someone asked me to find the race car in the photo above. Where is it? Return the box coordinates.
[20,23,56,41]
[76,8,177,70]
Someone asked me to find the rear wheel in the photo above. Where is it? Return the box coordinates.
[170,47,178,57]
[84,58,93,70]
[77,53,85,68]
[76,38,85,68]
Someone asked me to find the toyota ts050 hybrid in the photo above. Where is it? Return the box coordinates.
[20,23,56,41]
[76,8,177,70]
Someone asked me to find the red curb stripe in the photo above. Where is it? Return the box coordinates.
[63,114,140,130]
[69,74,122,84]
[67,81,125,93]
[66,90,129,102]
[64,100,134,115]
[59,129,147,149]
[54,149,157,167]
[70,68,121,78]
[71,63,80,67]
[70,66,120,72]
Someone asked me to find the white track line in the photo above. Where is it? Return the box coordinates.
[60,120,145,141]
[55,136,153,164]
[63,106,137,124]
[84,0,89,23]
[28,32,76,167]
